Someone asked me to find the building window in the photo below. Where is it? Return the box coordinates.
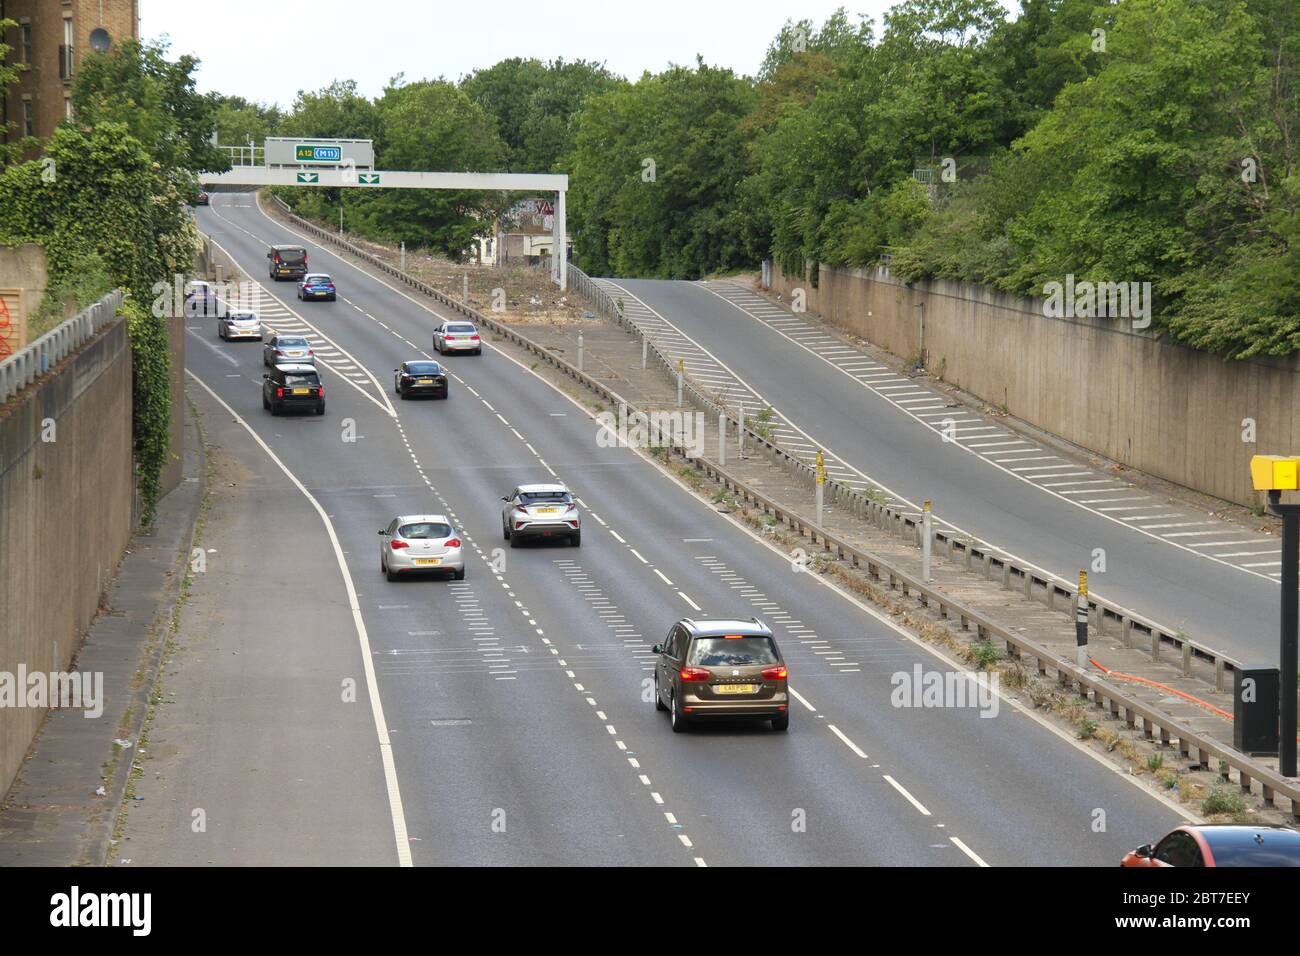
[22,100,34,137]
[61,18,75,79]
[21,23,33,65]
[65,98,74,119]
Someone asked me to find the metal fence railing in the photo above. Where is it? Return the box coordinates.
[0,290,124,405]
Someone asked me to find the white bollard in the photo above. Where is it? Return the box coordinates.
[922,500,933,582]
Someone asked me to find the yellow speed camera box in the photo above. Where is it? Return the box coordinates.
[1251,455,1300,491]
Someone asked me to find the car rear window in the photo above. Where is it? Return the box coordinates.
[277,337,309,347]
[406,363,443,374]
[449,324,477,333]
[277,248,306,262]
[520,491,571,504]
[1203,830,1300,866]
[688,636,779,667]
[306,274,332,282]
[231,313,258,322]
[283,372,320,386]
[399,522,452,539]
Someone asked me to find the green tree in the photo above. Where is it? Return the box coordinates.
[463,58,622,171]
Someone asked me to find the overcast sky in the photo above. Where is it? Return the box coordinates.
[139,0,1018,107]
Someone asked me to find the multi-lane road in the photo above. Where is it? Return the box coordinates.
[601,278,1279,667]
[142,192,1190,866]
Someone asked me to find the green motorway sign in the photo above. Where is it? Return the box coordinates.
[359,173,381,185]
[296,172,319,184]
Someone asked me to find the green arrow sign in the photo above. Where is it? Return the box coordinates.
[296,172,319,184]
[359,173,381,185]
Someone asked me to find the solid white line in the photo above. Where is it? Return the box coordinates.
[187,369,412,866]
[653,568,674,586]
[678,591,701,611]
[882,774,931,816]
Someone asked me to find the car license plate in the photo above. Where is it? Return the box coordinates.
[414,558,441,566]
[417,378,433,385]
[537,507,558,513]
[715,684,757,695]
[292,388,309,395]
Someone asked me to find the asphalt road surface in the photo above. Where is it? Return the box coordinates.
[136,193,1187,866]
[604,278,1278,668]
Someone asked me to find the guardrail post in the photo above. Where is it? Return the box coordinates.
[718,412,726,467]
[676,359,684,407]
[1181,642,1192,677]
[642,336,648,370]
[1151,630,1160,662]
[577,333,584,373]
[737,405,745,457]
[922,500,932,582]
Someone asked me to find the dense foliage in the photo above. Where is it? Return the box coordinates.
[0,39,220,523]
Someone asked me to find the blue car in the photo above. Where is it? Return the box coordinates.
[296,273,336,301]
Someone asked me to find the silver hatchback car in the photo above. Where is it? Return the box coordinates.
[379,515,466,580]
[218,309,262,341]
[501,483,580,547]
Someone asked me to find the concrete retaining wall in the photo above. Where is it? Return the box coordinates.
[0,318,134,796]
[770,263,1294,507]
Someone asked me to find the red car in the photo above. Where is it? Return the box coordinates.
[1122,824,1300,867]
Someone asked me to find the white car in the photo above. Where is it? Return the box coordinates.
[501,483,580,547]
[218,310,262,341]
[379,515,465,580]
[433,320,482,355]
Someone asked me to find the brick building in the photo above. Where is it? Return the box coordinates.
[1,0,139,148]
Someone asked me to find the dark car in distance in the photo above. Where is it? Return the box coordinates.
[267,244,309,280]
[263,363,324,416]
[394,361,449,399]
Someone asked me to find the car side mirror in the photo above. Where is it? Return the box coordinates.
[266,252,272,258]
[378,530,388,535]
[1135,844,1153,858]
[501,496,510,502]
[262,373,269,379]
[652,644,663,655]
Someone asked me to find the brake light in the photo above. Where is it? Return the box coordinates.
[445,538,461,548]
[274,255,281,263]
[318,385,324,397]
[762,665,788,680]
[390,540,409,550]
[679,667,711,682]
[470,335,480,341]
[276,387,283,398]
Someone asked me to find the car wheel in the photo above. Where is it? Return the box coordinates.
[502,523,510,542]
[262,393,269,410]
[385,564,398,582]
[509,531,520,549]
[654,674,668,712]
[772,713,790,732]
[452,568,465,581]
[474,348,482,356]
[397,387,406,400]
[270,401,281,416]
[670,693,689,733]
[570,531,581,547]
[316,402,325,415]
[380,553,387,574]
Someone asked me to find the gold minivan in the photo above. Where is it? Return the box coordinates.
[653,618,789,732]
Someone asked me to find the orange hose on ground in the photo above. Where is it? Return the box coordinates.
[1088,657,1300,742]
[1088,657,1234,719]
